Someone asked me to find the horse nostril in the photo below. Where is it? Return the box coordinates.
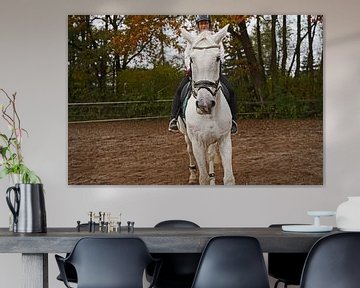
[211,100,215,107]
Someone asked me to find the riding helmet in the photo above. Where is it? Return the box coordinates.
[195,15,211,24]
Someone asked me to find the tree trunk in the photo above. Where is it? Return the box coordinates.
[307,15,314,73]
[270,15,277,77]
[235,20,266,104]
[288,15,302,77]
[281,15,288,73]
[295,15,301,76]
[256,16,265,79]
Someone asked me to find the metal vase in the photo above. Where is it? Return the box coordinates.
[6,183,47,233]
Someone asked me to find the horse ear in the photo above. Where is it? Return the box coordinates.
[212,24,229,44]
[181,28,194,45]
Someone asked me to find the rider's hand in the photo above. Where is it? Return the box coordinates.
[185,68,192,77]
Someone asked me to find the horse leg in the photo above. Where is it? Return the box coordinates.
[184,135,198,184]
[192,143,210,185]
[207,144,216,185]
[219,136,235,185]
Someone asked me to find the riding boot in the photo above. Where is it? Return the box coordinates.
[169,76,190,133]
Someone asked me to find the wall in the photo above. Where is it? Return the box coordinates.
[1,0,360,287]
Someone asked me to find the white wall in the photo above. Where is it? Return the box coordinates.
[1,0,360,287]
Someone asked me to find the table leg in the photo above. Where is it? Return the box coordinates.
[22,253,48,288]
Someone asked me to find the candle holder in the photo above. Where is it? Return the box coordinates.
[282,211,335,232]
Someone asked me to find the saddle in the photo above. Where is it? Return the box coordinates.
[179,80,231,120]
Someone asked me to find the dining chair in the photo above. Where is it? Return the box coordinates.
[56,223,99,284]
[268,224,308,288]
[300,232,360,288]
[191,236,270,288]
[55,237,160,288]
[147,220,201,288]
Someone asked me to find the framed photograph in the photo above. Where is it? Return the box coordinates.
[68,15,323,185]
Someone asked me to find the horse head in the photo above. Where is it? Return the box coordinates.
[181,25,229,115]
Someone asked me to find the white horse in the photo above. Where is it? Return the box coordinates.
[178,25,235,185]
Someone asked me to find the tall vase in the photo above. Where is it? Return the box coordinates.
[336,197,360,231]
[6,183,47,233]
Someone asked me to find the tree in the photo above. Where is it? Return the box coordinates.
[307,15,314,73]
[270,15,278,77]
[256,16,265,79]
[68,15,182,102]
[228,17,266,105]
[281,15,288,73]
[68,15,110,101]
[294,15,302,77]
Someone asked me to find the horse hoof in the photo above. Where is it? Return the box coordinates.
[188,179,198,185]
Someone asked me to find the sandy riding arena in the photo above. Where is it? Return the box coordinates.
[68,119,322,185]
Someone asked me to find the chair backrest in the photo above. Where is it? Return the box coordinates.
[191,236,270,288]
[300,232,360,288]
[155,219,200,228]
[65,237,154,288]
[150,220,201,287]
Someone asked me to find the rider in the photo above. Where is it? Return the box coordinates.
[168,15,238,134]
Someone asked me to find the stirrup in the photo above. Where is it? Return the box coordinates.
[168,119,178,132]
[231,120,238,134]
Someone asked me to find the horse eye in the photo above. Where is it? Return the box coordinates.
[216,56,221,62]
[190,57,193,63]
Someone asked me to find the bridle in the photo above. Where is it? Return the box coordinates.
[190,45,222,99]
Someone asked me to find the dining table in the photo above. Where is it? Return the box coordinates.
[0,226,340,288]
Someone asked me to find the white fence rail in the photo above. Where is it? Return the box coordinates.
[68,99,172,124]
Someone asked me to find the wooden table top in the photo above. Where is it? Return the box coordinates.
[0,227,340,253]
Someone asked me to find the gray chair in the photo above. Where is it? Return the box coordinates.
[55,237,160,288]
[268,224,308,288]
[191,236,270,288]
[56,223,99,284]
[147,220,201,288]
[300,232,360,288]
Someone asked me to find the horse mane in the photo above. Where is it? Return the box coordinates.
[192,30,218,48]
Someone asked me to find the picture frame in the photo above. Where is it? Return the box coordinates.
[68,15,323,185]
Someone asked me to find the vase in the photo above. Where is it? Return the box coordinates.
[6,183,47,233]
[336,197,360,231]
